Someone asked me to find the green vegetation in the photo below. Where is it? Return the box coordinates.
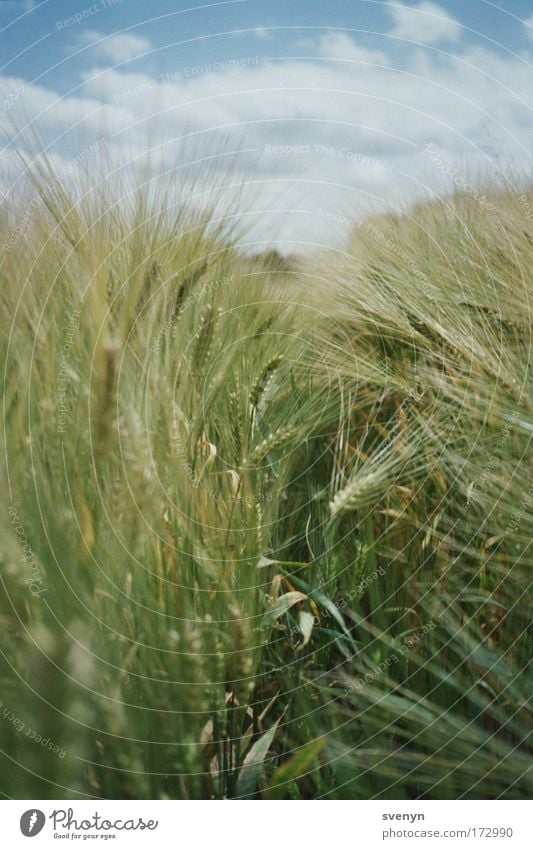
[0,171,531,799]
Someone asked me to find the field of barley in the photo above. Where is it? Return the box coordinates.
[0,167,531,799]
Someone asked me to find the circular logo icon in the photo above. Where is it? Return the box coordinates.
[20,810,46,837]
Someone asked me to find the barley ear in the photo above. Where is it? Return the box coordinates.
[249,355,283,408]
[247,425,297,465]
[192,304,221,375]
[229,388,244,461]
[95,337,121,447]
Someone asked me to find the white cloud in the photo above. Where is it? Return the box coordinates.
[3,26,533,250]
[254,27,271,40]
[77,30,152,64]
[524,14,533,39]
[319,32,390,64]
[389,2,462,45]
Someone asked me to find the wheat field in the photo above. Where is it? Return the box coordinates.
[0,162,531,799]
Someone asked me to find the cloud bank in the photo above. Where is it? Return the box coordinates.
[2,4,532,249]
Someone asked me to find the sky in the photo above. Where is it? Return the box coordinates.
[1,0,533,249]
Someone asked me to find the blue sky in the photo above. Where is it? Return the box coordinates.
[3,1,533,89]
[2,0,533,247]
